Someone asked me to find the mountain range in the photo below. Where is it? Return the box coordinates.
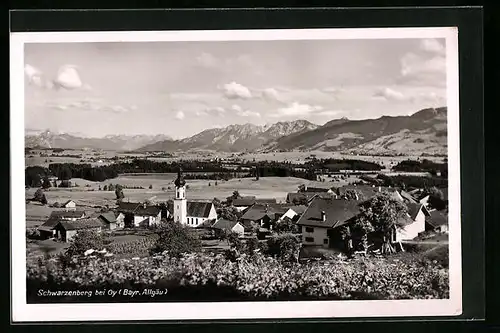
[24,130,172,151]
[25,107,447,155]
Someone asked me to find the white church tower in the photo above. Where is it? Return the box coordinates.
[173,168,187,224]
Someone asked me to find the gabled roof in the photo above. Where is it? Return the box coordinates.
[187,201,213,218]
[296,198,360,228]
[62,200,75,206]
[400,190,418,203]
[49,210,86,219]
[286,192,334,203]
[287,205,308,215]
[232,197,256,206]
[117,202,161,216]
[240,203,288,221]
[255,198,278,204]
[426,210,448,227]
[406,203,430,220]
[57,218,104,231]
[99,212,117,224]
[212,219,241,231]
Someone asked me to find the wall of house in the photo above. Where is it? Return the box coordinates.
[278,209,297,223]
[208,205,217,220]
[174,198,187,224]
[186,216,209,227]
[64,202,76,209]
[234,206,249,212]
[232,223,245,236]
[116,214,125,228]
[396,210,426,241]
[301,225,330,247]
[65,230,78,242]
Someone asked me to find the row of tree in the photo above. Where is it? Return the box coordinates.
[392,159,448,177]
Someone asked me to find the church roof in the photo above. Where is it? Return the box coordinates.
[187,201,213,218]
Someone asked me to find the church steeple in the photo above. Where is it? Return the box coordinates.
[174,167,186,188]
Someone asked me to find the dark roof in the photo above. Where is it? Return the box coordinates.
[39,217,62,230]
[287,205,308,215]
[232,197,256,206]
[286,192,334,203]
[99,212,117,224]
[296,198,361,228]
[58,218,104,231]
[303,187,331,193]
[426,210,448,227]
[255,198,278,204]
[240,203,288,221]
[62,200,75,206]
[441,188,448,201]
[117,202,161,216]
[400,190,418,203]
[407,203,430,220]
[187,201,213,218]
[49,210,86,219]
[212,219,241,231]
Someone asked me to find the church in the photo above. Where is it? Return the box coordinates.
[173,168,218,227]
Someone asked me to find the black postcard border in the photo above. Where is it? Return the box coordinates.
[8,6,485,327]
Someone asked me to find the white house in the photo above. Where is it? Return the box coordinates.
[173,169,218,227]
[277,205,307,223]
[296,198,360,248]
[212,219,245,237]
[117,202,162,227]
[425,209,449,234]
[393,203,431,242]
[61,199,76,210]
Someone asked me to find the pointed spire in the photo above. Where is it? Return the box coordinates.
[174,167,186,187]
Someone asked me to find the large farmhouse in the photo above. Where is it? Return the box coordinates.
[117,202,162,227]
[38,210,87,239]
[54,218,104,242]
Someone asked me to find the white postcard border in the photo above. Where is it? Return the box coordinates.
[10,27,461,322]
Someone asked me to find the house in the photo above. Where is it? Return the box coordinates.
[336,185,403,202]
[239,203,289,230]
[255,198,278,204]
[393,203,431,242]
[277,205,308,223]
[186,201,218,227]
[300,186,334,193]
[286,192,335,204]
[61,200,76,210]
[425,210,449,233]
[54,218,104,242]
[232,196,257,212]
[211,219,245,237]
[37,210,87,239]
[296,197,360,248]
[117,202,162,227]
[98,211,124,230]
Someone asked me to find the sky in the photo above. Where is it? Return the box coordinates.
[24,38,447,139]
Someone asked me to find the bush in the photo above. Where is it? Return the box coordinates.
[150,221,202,257]
[65,230,111,257]
[26,252,449,302]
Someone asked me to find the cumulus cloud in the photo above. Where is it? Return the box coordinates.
[398,50,446,87]
[373,87,406,101]
[196,53,255,71]
[261,88,282,102]
[229,104,261,118]
[25,63,92,91]
[420,38,446,56]
[219,82,253,100]
[175,110,185,120]
[270,102,323,118]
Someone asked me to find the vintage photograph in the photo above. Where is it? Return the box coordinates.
[12,27,461,321]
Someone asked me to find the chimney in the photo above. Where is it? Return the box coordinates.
[321,211,326,222]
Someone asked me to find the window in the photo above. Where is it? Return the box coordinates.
[305,227,314,233]
[305,237,314,242]
[196,218,198,224]
[177,205,179,209]
[323,239,328,245]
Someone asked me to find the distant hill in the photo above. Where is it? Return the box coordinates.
[137,120,319,152]
[260,107,447,155]
[24,130,172,151]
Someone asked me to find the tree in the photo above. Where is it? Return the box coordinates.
[108,184,115,192]
[42,176,52,189]
[266,233,301,264]
[149,184,153,190]
[232,190,241,199]
[34,188,46,203]
[103,185,108,191]
[341,189,362,201]
[212,197,222,209]
[274,217,296,233]
[217,206,237,221]
[65,230,109,257]
[150,221,202,257]
[115,184,125,200]
[298,184,306,192]
[59,165,72,181]
[245,236,260,255]
[356,192,408,254]
[98,185,102,191]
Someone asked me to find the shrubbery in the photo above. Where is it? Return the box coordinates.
[26,251,449,302]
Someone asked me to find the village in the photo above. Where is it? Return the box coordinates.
[27,164,449,261]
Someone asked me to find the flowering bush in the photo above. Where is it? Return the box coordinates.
[27,251,449,302]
